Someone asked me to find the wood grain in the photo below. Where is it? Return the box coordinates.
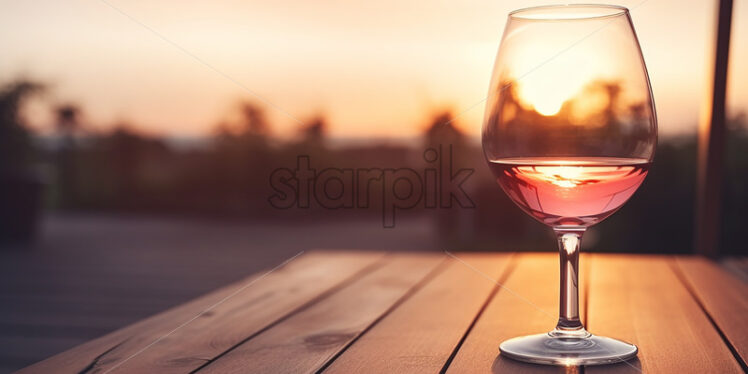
[446,252,581,374]
[676,256,748,367]
[196,253,446,374]
[18,252,746,374]
[17,251,386,374]
[586,254,743,374]
[323,253,513,373]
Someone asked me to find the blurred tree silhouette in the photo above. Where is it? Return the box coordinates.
[2,76,742,253]
[240,102,269,136]
[210,102,274,213]
[424,111,464,147]
[0,81,43,173]
[485,79,654,159]
[54,104,81,209]
[55,104,80,133]
[298,116,327,147]
[0,80,45,242]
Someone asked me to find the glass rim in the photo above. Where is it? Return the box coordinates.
[509,4,629,21]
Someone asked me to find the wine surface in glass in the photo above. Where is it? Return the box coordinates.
[488,157,649,227]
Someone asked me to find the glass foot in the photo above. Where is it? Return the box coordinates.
[499,332,638,366]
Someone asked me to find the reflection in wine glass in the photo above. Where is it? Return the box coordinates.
[482,5,657,366]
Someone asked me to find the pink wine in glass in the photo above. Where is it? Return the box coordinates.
[488,157,650,227]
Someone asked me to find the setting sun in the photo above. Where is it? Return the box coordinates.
[508,44,599,118]
[1,2,747,372]
[518,84,566,116]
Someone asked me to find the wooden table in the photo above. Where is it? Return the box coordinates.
[18,251,747,373]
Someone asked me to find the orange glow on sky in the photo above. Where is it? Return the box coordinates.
[512,42,603,117]
[1,0,746,138]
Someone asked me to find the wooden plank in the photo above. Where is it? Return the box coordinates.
[586,254,743,374]
[18,250,387,374]
[323,253,513,373]
[446,253,579,374]
[196,253,446,374]
[676,256,748,367]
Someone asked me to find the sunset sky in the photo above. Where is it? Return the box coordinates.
[1,0,746,138]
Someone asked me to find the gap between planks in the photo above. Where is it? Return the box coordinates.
[18,250,389,374]
[670,256,748,371]
[439,253,520,373]
[586,254,743,374]
[320,253,515,374]
[446,252,582,374]
[195,253,449,373]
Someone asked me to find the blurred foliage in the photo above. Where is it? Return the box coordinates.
[1,79,746,254]
[0,80,43,174]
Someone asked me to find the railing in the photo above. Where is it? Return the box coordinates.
[696,0,733,257]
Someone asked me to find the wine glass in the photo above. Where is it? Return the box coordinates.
[482,5,656,366]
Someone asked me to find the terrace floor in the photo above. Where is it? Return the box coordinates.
[0,213,437,373]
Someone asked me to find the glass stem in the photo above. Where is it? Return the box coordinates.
[552,228,590,338]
